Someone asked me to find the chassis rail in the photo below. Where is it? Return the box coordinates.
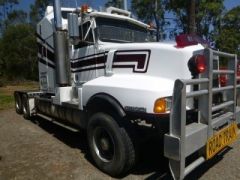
[164,48,239,180]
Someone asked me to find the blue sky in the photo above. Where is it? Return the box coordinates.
[16,0,240,13]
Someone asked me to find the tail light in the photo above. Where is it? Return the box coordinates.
[218,67,227,87]
[219,62,240,87]
[219,74,227,87]
[188,54,206,76]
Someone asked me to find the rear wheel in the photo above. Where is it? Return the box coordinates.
[87,112,135,177]
[22,94,31,120]
[14,92,23,114]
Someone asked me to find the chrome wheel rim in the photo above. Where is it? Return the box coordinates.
[92,127,115,162]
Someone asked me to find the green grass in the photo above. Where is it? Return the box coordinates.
[0,94,14,110]
[0,81,39,111]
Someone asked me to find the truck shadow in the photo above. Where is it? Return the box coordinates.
[31,116,171,178]
[31,116,89,152]
[30,116,233,180]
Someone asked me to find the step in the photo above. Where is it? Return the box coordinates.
[62,99,79,109]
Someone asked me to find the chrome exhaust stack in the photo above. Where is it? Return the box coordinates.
[53,0,70,87]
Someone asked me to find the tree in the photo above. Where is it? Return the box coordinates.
[30,0,51,26]
[131,0,165,41]
[4,10,27,26]
[166,0,224,40]
[105,0,123,9]
[216,6,240,56]
[196,0,224,41]
[0,0,19,33]
[0,24,38,80]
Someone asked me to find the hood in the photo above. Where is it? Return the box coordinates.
[99,42,205,81]
[99,41,204,53]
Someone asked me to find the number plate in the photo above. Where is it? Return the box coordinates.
[206,122,238,160]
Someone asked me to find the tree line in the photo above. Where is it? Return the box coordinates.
[0,0,239,82]
[0,0,49,81]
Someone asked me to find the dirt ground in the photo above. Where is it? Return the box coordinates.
[0,109,240,180]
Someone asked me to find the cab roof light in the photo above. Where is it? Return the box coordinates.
[81,4,89,13]
[176,34,209,48]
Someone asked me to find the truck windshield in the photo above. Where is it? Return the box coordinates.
[95,17,156,43]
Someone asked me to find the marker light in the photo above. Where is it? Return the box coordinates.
[154,98,166,113]
[81,4,89,13]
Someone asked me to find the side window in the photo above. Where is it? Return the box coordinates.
[61,11,68,19]
[79,21,94,43]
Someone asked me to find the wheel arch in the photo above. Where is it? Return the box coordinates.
[85,93,126,119]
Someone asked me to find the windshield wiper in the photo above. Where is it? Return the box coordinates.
[100,38,132,43]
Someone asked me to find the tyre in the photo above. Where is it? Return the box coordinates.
[22,94,31,120]
[14,92,23,114]
[87,112,135,177]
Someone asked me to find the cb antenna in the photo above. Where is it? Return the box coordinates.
[74,0,78,8]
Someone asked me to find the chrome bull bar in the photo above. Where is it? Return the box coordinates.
[164,48,239,180]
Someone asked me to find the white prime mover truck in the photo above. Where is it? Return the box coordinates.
[14,0,239,179]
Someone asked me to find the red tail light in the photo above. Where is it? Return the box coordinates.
[196,55,206,73]
[219,61,240,87]
[218,67,227,87]
[188,54,206,76]
[219,75,227,87]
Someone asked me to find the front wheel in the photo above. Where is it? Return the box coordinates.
[87,112,135,177]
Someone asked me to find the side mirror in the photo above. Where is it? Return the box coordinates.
[68,13,80,45]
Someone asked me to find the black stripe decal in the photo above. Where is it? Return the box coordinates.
[38,57,56,69]
[71,55,106,69]
[71,52,107,61]
[71,66,106,73]
[37,42,55,63]
[35,33,54,50]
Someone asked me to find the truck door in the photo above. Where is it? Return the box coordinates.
[71,20,105,84]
